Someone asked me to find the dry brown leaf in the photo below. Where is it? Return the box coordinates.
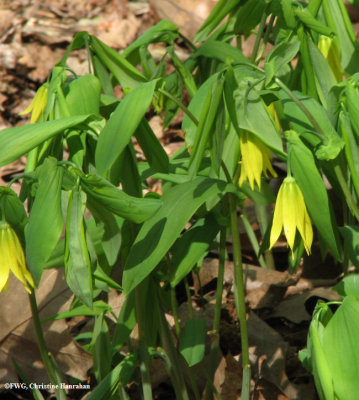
[270,286,341,324]
[213,353,242,400]
[150,0,217,40]
[0,269,92,383]
[248,312,315,400]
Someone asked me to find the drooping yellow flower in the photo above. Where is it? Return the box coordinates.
[0,221,35,293]
[269,176,313,255]
[268,102,281,132]
[19,82,49,123]
[318,35,343,82]
[239,131,277,190]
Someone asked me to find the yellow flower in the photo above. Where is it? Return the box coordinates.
[318,35,343,82]
[269,176,313,255]
[239,131,277,190]
[0,221,35,293]
[19,82,49,123]
[268,102,281,132]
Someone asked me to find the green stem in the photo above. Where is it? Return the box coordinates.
[228,193,250,400]
[158,88,199,126]
[29,292,67,400]
[333,162,359,222]
[256,14,276,61]
[159,311,190,400]
[275,78,323,135]
[250,6,268,64]
[221,162,250,399]
[171,286,181,337]
[184,277,194,319]
[240,210,268,269]
[204,226,227,400]
[135,287,153,400]
[254,204,275,269]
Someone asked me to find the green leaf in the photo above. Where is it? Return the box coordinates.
[179,319,207,366]
[188,73,225,178]
[307,37,337,108]
[227,70,284,156]
[78,172,162,224]
[65,187,93,307]
[286,130,341,260]
[168,46,197,97]
[123,19,178,58]
[92,313,112,382]
[334,274,359,298]
[233,0,267,34]
[0,115,90,167]
[345,81,359,139]
[294,8,334,36]
[183,74,217,148]
[25,158,63,284]
[339,225,359,270]
[87,353,137,400]
[44,301,111,321]
[194,0,241,42]
[171,214,219,287]
[340,111,359,199]
[134,118,169,173]
[0,187,27,242]
[65,74,101,116]
[112,291,136,354]
[280,91,344,160]
[323,296,359,399]
[95,79,157,175]
[265,39,300,78]
[322,0,359,74]
[86,199,123,267]
[195,40,249,65]
[123,177,235,293]
[91,36,146,88]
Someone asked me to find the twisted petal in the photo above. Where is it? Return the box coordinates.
[269,183,284,249]
[293,183,313,254]
[269,177,313,255]
[239,131,277,190]
[0,228,11,292]
[19,83,49,124]
[0,222,34,293]
[282,179,298,251]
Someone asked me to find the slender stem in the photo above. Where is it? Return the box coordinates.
[171,286,181,337]
[250,7,268,64]
[159,311,190,400]
[240,210,267,269]
[228,193,250,378]
[158,88,199,126]
[221,162,250,399]
[256,14,276,61]
[205,226,227,400]
[333,162,359,221]
[166,254,181,336]
[184,277,194,319]
[135,287,153,400]
[274,78,324,136]
[29,292,68,400]
[254,204,275,269]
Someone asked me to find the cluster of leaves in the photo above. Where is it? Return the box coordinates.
[2,0,359,398]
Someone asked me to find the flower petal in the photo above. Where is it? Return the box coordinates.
[269,183,284,249]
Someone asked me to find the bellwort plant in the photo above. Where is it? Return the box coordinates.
[1,0,359,398]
